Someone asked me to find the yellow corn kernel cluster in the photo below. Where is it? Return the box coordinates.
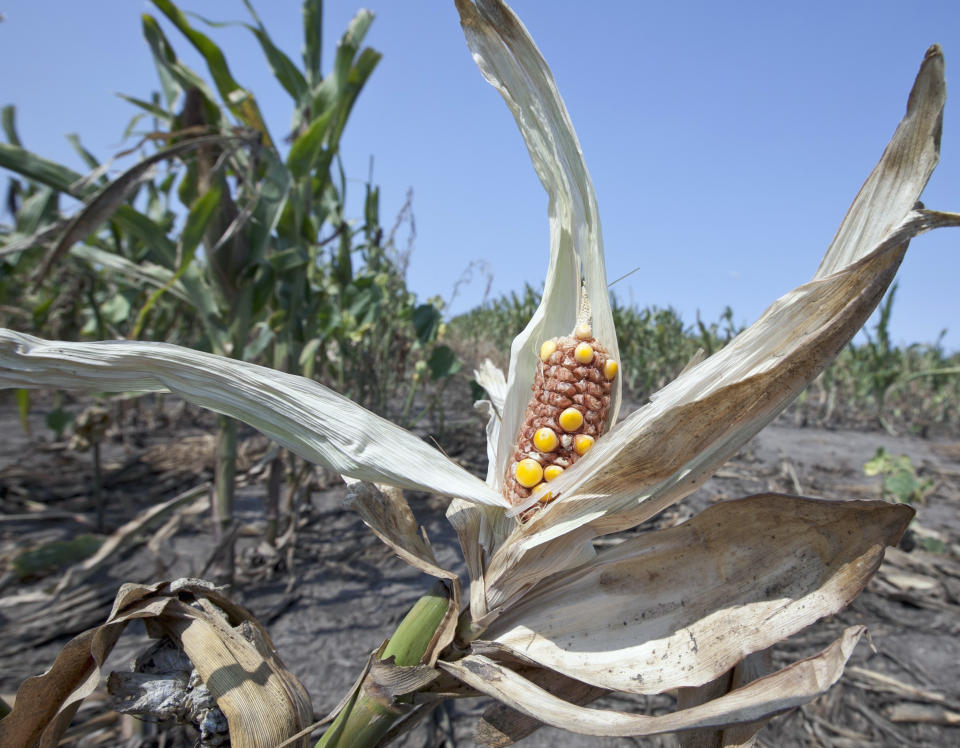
[506,322,618,508]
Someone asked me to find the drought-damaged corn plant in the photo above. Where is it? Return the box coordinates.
[2,0,960,745]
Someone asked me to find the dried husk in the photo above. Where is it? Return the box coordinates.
[441,626,868,737]
[456,0,622,502]
[477,495,911,694]
[0,579,312,748]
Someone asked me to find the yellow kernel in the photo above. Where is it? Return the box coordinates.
[539,339,558,362]
[543,464,564,482]
[574,323,593,340]
[574,342,594,364]
[532,483,553,502]
[533,427,559,453]
[515,458,544,488]
[558,407,584,432]
[604,359,619,380]
[574,434,595,456]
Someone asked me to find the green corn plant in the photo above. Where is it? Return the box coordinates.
[864,447,935,504]
[860,283,905,432]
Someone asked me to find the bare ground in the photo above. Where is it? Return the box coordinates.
[1,386,959,747]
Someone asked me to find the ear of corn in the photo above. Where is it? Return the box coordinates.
[506,325,618,508]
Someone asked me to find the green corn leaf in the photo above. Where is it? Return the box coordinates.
[240,0,308,102]
[268,247,309,274]
[69,245,191,303]
[302,0,323,86]
[150,0,273,145]
[37,134,243,286]
[312,10,376,121]
[298,337,323,380]
[141,13,186,108]
[133,184,223,338]
[246,149,291,263]
[189,5,308,105]
[111,204,176,263]
[2,105,21,146]
[15,388,30,436]
[141,13,222,127]
[0,142,92,197]
[286,107,334,179]
[110,206,226,351]
[15,187,57,235]
[250,260,279,318]
[116,93,174,123]
[245,321,275,361]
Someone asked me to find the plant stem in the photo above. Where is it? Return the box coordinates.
[315,582,450,748]
[92,442,103,533]
[213,414,238,581]
[266,450,283,546]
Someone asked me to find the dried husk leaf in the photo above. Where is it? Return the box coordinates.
[456,0,622,499]
[0,579,311,748]
[480,495,911,694]
[0,330,507,508]
[474,359,506,485]
[472,647,773,747]
[440,625,867,737]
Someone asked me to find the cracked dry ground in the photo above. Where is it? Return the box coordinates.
[1,387,959,747]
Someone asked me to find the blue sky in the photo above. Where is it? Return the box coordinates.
[2,1,959,350]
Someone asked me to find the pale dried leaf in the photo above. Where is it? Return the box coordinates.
[474,359,506,485]
[885,703,960,725]
[474,358,507,413]
[439,626,866,737]
[482,495,911,693]
[0,330,508,507]
[816,45,944,278]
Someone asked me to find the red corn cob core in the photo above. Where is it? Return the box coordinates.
[505,333,614,507]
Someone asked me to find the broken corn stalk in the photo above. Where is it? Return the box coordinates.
[506,317,618,508]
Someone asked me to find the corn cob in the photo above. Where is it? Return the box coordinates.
[505,321,618,508]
